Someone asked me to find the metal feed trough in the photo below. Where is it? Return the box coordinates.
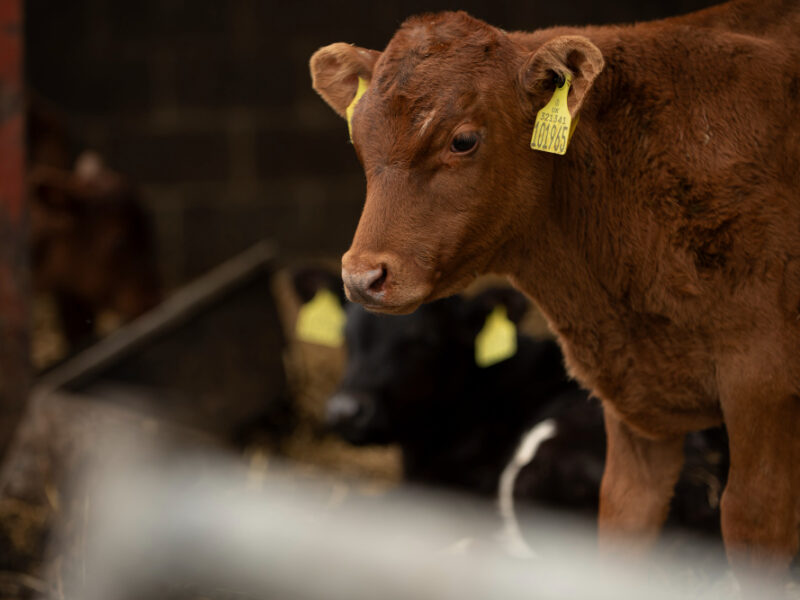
[32,240,291,439]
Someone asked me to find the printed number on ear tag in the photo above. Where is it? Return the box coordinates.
[475,306,517,368]
[530,73,578,155]
[346,76,369,141]
[296,289,345,347]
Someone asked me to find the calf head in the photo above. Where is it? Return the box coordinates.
[30,153,161,333]
[327,284,531,446]
[310,12,603,313]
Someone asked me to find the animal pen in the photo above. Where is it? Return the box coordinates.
[1,0,798,598]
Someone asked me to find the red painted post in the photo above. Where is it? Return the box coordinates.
[0,0,28,461]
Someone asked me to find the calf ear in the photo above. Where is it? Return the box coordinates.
[470,288,530,325]
[518,36,604,117]
[457,287,530,342]
[310,43,381,118]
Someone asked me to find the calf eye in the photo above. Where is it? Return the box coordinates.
[450,132,479,154]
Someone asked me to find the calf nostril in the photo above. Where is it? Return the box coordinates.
[342,263,390,303]
[368,265,388,293]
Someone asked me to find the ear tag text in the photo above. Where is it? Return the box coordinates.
[346,76,369,141]
[475,306,517,368]
[530,73,577,155]
[296,289,345,347]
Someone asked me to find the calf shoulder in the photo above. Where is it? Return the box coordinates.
[510,4,800,436]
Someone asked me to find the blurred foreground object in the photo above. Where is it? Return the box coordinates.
[64,437,786,600]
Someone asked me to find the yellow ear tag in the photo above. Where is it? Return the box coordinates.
[295,289,346,347]
[475,306,517,368]
[530,73,577,155]
[346,76,369,141]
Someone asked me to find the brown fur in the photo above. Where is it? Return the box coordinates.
[30,155,161,346]
[310,0,800,573]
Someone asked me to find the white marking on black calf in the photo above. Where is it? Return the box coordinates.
[497,419,557,559]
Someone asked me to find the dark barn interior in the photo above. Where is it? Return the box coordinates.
[5,0,790,598]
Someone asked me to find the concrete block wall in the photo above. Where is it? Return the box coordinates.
[25,0,717,289]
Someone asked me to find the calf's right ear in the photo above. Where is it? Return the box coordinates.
[310,43,381,118]
[518,36,604,117]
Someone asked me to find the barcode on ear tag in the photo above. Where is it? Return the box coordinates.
[530,73,574,155]
[296,289,345,347]
[475,306,517,367]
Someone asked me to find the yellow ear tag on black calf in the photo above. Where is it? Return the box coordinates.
[530,73,577,155]
[346,76,369,141]
[296,289,345,347]
[475,306,517,368]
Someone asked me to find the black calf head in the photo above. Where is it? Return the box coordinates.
[331,295,466,444]
[325,281,531,445]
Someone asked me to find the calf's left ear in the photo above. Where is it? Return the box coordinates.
[310,43,381,118]
[469,288,530,326]
[458,287,530,341]
[518,36,604,117]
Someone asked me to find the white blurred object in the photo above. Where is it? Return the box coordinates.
[55,432,788,600]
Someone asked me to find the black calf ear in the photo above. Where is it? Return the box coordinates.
[467,287,530,325]
[458,287,529,367]
[291,267,346,305]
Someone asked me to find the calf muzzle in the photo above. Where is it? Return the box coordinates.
[342,250,434,313]
[326,392,363,425]
[341,264,387,305]
[325,391,388,445]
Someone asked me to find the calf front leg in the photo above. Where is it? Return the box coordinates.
[718,372,800,575]
[598,407,685,551]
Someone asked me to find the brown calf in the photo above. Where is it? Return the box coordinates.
[310,0,800,573]
[30,153,161,347]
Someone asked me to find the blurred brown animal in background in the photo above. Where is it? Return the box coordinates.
[310,0,800,578]
[30,152,161,351]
